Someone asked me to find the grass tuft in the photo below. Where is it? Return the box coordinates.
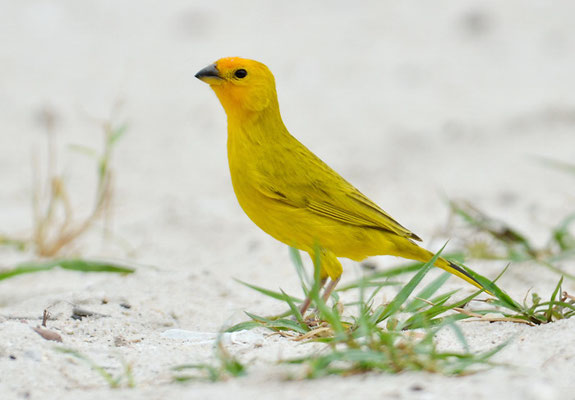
[0,115,126,258]
[448,199,575,280]
[226,245,509,377]
[0,116,135,281]
[225,224,575,379]
[31,121,125,257]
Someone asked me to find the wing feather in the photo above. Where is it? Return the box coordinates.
[258,179,421,241]
[253,138,421,242]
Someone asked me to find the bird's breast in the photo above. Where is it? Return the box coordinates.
[227,127,297,245]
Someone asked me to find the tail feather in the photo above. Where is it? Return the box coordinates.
[405,243,492,295]
[434,256,490,294]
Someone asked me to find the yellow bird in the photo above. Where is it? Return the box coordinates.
[196,57,486,314]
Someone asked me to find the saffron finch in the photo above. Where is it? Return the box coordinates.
[196,57,486,314]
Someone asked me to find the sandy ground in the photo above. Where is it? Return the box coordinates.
[1,1,575,399]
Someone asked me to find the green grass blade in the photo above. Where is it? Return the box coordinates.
[337,279,401,291]
[550,213,575,251]
[545,276,563,322]
[405,272,452,313]
[400,289,478,330]
[0,235,27,251]
[343,253,464,289]
[373,248,441,324]
[109,123,128,145]
[244,312,270,323]
[458,263,522,312]
[536,156,575,176]
[264,319,309,334]
[58,259,134,273]
[309,245,345,336]
[234,279,302,303]
[0,259,134,281]
[448,321,470,352]
[244,312,308,334]
[289,247,312,292]
[280,289,308,331]
[450,201,534,254]
[224,321,263,332]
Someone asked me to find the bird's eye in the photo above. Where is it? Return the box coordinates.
[234,69,247,79]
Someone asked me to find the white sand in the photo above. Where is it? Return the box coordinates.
[1,1,575,399]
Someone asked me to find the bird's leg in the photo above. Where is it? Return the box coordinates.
[321,276,341,303]
[299,277,327,316]
[299,248,343,317]
[299,276,342,317]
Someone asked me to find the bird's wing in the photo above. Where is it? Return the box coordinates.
[256,152,422,242]
[309,188,421,241]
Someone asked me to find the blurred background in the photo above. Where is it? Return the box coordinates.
[1,0,574,275]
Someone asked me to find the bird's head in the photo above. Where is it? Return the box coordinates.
[195,57,278,117]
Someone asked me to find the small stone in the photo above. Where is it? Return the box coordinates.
[114,336,128,347]
[410,384,424,391]
[32,326,63,342]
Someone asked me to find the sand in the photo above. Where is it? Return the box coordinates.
[1,1,575,399]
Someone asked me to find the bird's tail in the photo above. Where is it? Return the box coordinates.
[406,244,491,294]
[433,256,489,293]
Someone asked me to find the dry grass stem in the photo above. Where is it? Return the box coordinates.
[31,117,122,257]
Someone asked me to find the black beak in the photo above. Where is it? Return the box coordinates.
[195,63,221,81]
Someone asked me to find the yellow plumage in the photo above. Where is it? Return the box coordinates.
[196,57,486,309]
